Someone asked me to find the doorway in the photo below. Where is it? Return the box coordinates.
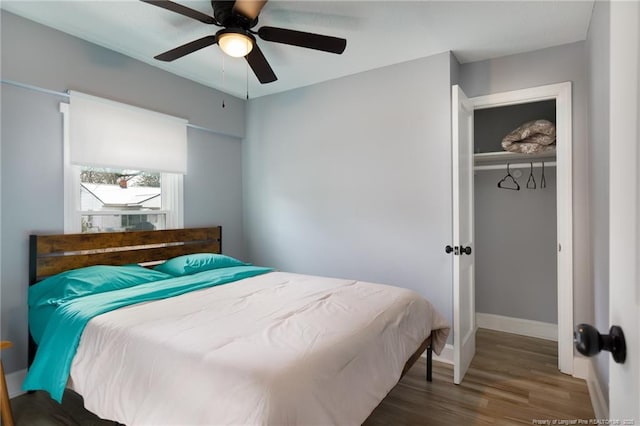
[474,100,558,340]
[452,82,573,383]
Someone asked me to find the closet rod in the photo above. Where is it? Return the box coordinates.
[474,161,557,171]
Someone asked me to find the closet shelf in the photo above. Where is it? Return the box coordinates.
[474,149,556,166]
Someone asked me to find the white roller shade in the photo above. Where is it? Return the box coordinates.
[69,91,187,174]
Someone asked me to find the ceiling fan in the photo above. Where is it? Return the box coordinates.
[141,0,347,84]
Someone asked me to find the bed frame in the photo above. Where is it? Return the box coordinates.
[28,226,433,381]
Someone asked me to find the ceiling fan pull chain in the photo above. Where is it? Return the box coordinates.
[222,54,226,108]
[246,61,250,100]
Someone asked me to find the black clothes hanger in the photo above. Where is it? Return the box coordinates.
[541,161,547,188]
[527,162,537,189]
[498,163,520,191]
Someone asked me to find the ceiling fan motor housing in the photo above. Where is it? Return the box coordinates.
[212,1,258,28]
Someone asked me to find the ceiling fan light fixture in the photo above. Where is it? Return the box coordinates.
[217,29,254,58]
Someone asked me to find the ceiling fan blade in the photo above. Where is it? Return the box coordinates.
[245,44,277,84]
[155,35,218,61]
[233,0,268,21]
[257,26,346,54]
[141,0,217,25]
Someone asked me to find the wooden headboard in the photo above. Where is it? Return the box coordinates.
[29,226,222,284]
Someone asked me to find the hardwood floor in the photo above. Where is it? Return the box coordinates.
[11,329,594,425]
[365,328,595,425]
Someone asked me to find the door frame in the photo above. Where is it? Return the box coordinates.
[467,82,574,375]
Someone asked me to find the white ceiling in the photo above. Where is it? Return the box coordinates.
[2,1,594,99]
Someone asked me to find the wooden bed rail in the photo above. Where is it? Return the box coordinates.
[401,337,433,382]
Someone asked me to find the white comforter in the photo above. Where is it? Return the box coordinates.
[69,271,450,425]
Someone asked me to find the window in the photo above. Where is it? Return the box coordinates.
[79,167,163,233]
[66,164,183,233]
[61,92,186,233]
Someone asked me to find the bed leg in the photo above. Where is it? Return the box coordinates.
[28,333,36,367]
[426,345,433,382]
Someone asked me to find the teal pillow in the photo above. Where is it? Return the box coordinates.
[154,253,247,276]
[29,264,173,344]
[29,264,173,308]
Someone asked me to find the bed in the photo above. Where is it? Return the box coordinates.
[24,227,450,425]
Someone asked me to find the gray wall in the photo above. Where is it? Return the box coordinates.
[243,52,455,333]
[450,52,460,86]
[459,41,591,329]
[475,168,558,323]
[1,85,66,376]
[0,11,246,374]
[184,128,244,259]
[586,0,610,404]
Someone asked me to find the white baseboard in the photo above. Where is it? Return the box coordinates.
[6,369,26,398]
[572,356,589,380]
[420,343,454,365]
[572,356,608,419]
[434,343,454,364]
[476,312,558,341]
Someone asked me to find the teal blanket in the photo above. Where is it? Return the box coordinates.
[23,265,273,402]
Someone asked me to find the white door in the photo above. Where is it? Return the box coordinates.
[452,85,475,384]
[608,0,639,417]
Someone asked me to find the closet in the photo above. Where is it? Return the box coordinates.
[452,82,572,382]
[473,100,558,336]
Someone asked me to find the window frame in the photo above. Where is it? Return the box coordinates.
[61,103,183,233]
